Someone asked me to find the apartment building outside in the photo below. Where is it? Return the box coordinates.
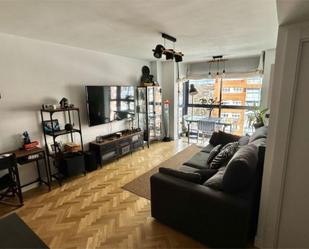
[187,77,262,135]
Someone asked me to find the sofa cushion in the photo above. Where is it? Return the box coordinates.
[206,144,223,165]
[249,137,267,147]
[249,126,268,142]
[210,131,240,146]
[203,167,225,190]
[222,144,258,193]
[238,135,250,146]
[201,144,214,153]
[209,132,219,146]
[210,142,239,169]
[159,167,202,184]
[178,165,199,173]
[195,169,218,182]
[183,151,210,169]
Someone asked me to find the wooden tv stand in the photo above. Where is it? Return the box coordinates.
[89,129,144,165]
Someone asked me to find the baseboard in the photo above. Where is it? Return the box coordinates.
[22,182,39,193]
[254,235,263,248]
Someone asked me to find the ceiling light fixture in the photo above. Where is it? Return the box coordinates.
[152,33,184,62]
[152,44,165,59]
[207,55,228,79]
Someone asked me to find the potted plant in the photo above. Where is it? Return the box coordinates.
[248,105,269,129]
[199,97,221,118]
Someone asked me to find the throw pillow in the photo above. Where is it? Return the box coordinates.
[222,144,258,193]
[238,135,250,146]
[209,132,219,146]
[203,167,225,190]
[195,169,218,182]
[216,131,240,146]
[159,167,202,184]
[210,142,239,169]
[206,144,223,165]
[201,144,214,153]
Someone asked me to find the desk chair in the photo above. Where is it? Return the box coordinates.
[197,120,215,144]
[0,153,23,206]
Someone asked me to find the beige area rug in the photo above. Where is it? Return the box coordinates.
[122,144,201,200]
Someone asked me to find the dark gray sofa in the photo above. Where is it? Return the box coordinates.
[150,127,267,248]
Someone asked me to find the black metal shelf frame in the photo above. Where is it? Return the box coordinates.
[40,107,84,182]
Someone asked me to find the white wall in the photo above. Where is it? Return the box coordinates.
[161,61,178,139]
[258,21,309,248]
[0,32,148,188]
[261,49,276,108]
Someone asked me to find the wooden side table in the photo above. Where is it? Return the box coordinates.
[12,147,51,191]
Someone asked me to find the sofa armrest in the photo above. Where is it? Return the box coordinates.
[150,172,252,248]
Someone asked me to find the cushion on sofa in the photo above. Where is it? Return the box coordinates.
[178,165,200,173]
[209,131,240,146]
[210,142,239,169]
[249,137,267,147]
[209,131,219,146]
[222,144,258,193]
[201,144,214,153]
[238,135,250,146]
[183,151,210,169]
[216,131,240,146]
[159,167,202,184]
[195,169,218,182]
[203,167,225,190]
[206,144,223,165]
[249,126,268,142]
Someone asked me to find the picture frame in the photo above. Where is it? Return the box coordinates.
[43,119,60,133]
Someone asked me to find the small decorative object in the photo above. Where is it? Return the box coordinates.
[140,66,154,86]
[24,141,39,150]
[63,142,81,152]
[59,97,69,109]
[65,123,73,131]
[48,141,62,154]
[69,104,75,108]
[247,104,269,129]
[199,97,221,117]
[43,120,60,133]
[22,131,31,145]
[96,136,104,143]
[42,104,56,110]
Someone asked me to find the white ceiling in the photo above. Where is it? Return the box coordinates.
[0,0,278,62]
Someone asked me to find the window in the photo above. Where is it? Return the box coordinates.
[222,100,242,106]
[232,113,240,119]
[222,87,243,93]
[188,79,215,104]
[247,78,262,84]
[246,88,261,106]
[184,76,263,136]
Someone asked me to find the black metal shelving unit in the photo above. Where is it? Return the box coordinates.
[136,86,162,147]
[40,107,84,183]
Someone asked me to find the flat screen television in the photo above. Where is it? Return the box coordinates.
[86,86,135,127]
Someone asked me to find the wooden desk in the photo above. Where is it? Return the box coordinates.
[3,147,51,191]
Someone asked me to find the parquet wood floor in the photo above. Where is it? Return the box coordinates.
[0,140,206,249]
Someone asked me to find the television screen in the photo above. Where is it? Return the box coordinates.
[86,86,135,127]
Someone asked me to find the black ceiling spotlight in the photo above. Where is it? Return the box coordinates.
[152,44,165,59]
[174,52,184,62]
[165,49,175,60]
[152,33,184,62]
